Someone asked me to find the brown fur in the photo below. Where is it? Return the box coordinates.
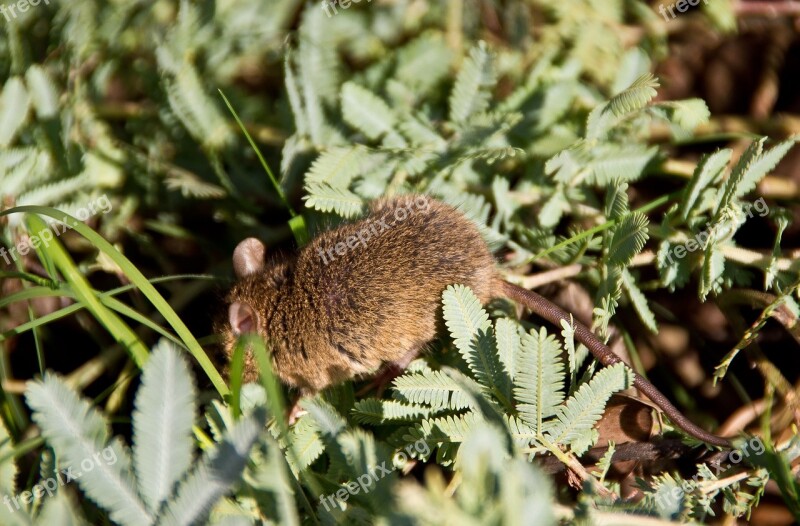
[219,195,497,393]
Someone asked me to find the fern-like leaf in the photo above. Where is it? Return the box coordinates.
[680,149,731,220]
[700,242,725,300]
[621,269,658,333]
[655,99,710,133]
[351,399,433,425]
[303,182,364,218]
[513,328,566,434]
[657,239,693,291]
[398,115,447,150]
[608,212,649,266]
[395,32,453,95]
[765,213,791,290]
[26,374,151,526]
[304,146,367,187]
[417,413,482,446]
[391,371,474,410]
[543,363,632,454]
[442,285,512,406]
[714,139,764,217]
[449,42,495,125]
[504,415,538,448]
[0,418,24,526]
[560,317,589,393]
[165,62,232,151]
[606,73,659,117]
[284,50,307,138]
[296,5,341,145]
[341,82,401,144]
[288,417,324,471]
[732,136,799,203]
[25,65,60,119]
[494,318,521,383]
[596,265,623,330]
[441,283,490,354]
[604,181,630,219]
[588,145,657,185]
[156,409,266,526]
[300,397,347,438]
[164,171,226,199]
[16,173,92,208]
[132,340,196,513]
[538,189,568,228]
[545,140,591,183]
[593,441,616,483]
[0,77,31,147]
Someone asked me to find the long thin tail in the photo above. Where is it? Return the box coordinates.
[500,280,731,448]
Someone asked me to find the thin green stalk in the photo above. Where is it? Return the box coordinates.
[0,357,27,436]
[218,89,294,215]
[229,338,246,420]
[28,302,45,375]
[620,328,648,381]
[25,214,150,367]
[218,89,309,246]
[0,207,229,397]
[0,274,212,311]
[529,191,680,263]
[8,278,182,379]
[245,335,322,525]
[0,271,58,288]
[0,437,44,469]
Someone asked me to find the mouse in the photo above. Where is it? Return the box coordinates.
[218,194,731,447]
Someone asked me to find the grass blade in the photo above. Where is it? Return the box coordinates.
[24,214,150,366]
[0,207,229,396]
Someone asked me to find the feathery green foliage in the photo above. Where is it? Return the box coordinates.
[1,0,798,523]
[25,342,264,525]
[132,340,196,512]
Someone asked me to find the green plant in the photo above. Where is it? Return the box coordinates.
[2,0,799,524]
[22,340,264,525]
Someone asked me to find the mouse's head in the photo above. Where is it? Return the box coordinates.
[218,237,292,356]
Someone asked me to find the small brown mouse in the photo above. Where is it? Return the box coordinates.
[219,194,730,447]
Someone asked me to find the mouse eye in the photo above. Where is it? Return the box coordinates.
[229,301,258,335]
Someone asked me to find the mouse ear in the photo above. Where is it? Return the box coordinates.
[229,301,257,335]
[233,237,266,278]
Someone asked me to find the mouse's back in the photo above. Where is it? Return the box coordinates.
[299,195,496,303]
[286,195,496,384]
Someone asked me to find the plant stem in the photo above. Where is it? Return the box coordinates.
[539,436,616,500]
[529,191,680,263]
[218,89,296,217]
